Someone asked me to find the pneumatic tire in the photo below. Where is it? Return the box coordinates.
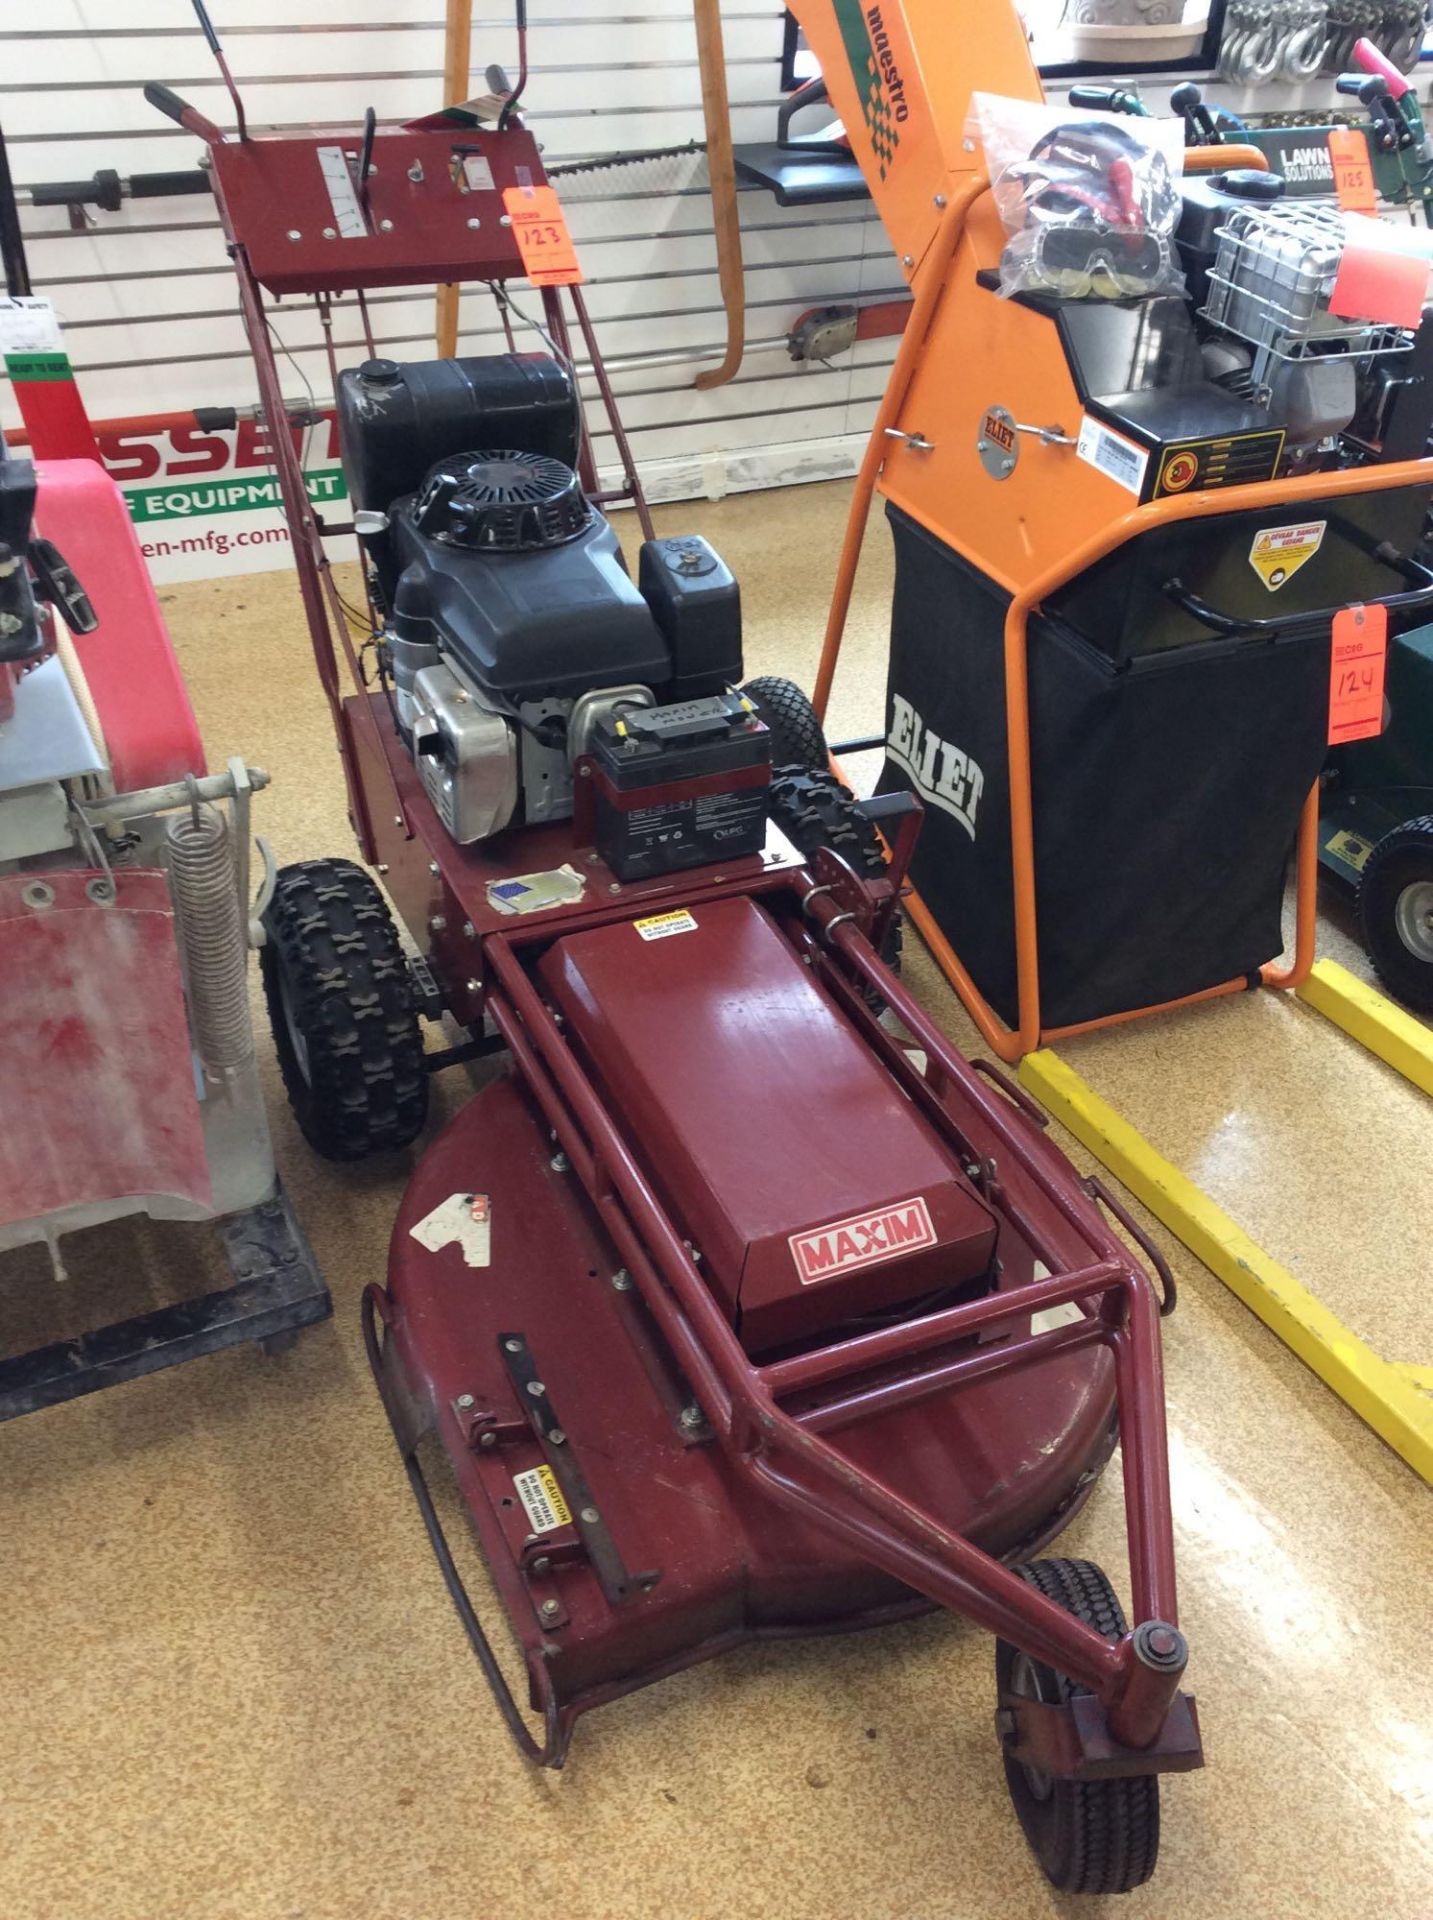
[1357,814,1433,1013]
[743,675,829,771]
[995,1558,1160,1894]
[260,858,428,1162]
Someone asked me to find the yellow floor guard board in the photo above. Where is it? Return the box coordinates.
[1018,1047,1433,1484]
[1296,958,1433,1098]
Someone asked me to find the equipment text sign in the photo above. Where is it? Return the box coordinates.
[1328,604,1388,744]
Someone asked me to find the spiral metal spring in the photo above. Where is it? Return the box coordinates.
[165,797,255,1075]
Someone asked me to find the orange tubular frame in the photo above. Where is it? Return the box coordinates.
[818,159,1429,1061]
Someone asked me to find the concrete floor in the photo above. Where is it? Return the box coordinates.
[2,480,1431,1920]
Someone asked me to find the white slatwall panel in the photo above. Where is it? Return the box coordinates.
[2,0,895,495]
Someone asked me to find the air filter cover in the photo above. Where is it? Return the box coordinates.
[412,449,589,551]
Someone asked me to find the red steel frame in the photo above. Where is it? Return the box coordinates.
[186,95,1198,1777]
[458,861,1195,1761]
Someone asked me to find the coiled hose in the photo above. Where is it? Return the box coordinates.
[165,797,254,1075]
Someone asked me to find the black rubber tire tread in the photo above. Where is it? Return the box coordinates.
[995,1558,1160,1895]
[743,675,829,770]
[1356,813,1433,1012]
[261,858,428,1162]
[767,766,902,977]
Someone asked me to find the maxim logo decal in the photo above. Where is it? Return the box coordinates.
[886,695,985,841]
[790,1197,936,1285]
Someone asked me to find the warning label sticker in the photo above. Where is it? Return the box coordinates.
[634,909,697,941]
[1325,827,1375,873]
[1249,521,1326,591]
[512,1465,572,1534]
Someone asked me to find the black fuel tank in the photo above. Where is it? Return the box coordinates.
[336,352,580,514]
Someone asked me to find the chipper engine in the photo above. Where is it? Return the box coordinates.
[154,1,1202,1891]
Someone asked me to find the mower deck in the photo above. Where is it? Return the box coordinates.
[380,1067,1119,1755]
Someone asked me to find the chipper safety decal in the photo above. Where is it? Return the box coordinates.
[790,1197,936,1285]
[1249,521,1326,591]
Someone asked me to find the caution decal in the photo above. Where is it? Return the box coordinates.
[634,908,698,941]
[512,1465,572,1535]
[1249,521,1326,592]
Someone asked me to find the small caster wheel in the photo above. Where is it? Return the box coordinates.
[995,1558,1160,1893]
[259,1328,301,1358]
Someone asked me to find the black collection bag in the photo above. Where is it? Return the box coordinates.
[879,506,1330,1030]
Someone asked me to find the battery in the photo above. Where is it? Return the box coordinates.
[590,693,770,882]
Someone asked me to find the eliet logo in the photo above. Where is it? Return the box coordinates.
[789,1196,936,1285]
[886,694,985,842]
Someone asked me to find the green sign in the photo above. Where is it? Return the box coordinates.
[125,467,347,524]
[4,351,72,383]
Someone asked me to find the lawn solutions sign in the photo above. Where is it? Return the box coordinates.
[100,412,356,585]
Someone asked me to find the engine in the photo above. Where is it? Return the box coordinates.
[337,353,763,861]
[1176,169,1433,467]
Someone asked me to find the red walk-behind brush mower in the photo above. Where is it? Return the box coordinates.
[156,13,1201,1888]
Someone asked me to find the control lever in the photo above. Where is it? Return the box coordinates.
[28,538,98,636]
[1337,72,1407,154]
[357,105,378,223]
[1169,83,1220,148]
[1351,35,1433,169]
[143,83,226,149]
[188,0,248,141]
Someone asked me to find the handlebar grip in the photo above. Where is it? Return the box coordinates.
[129,168,211,199]
[1335,73,1369,95]
[30,172,118,210]
[144,82,192,125]
[1354,34,1410,98]
[193,408,238,431]
[191,0,223,56]
[1068,85,1117,108]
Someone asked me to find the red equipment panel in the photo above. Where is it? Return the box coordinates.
[210,128,542,294]
[34,460,206,793]
[539,895,998,1350]
[0,870,211,1229]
